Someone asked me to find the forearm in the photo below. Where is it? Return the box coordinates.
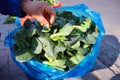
[21,0,35,16]
[21,0,45,16]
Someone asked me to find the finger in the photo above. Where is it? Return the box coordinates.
[38,15,50,27]
[50,12,56,24]
[44,6,56,24]
[33,14,50,27]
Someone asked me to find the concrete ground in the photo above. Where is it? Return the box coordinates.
[0,0,120,80]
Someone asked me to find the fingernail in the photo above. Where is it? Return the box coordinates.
[41,23,43,26]
[45,24,49,27]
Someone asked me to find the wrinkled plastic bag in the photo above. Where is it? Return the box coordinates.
[4,4,105,80]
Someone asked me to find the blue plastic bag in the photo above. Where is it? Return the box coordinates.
[4,4,105,80]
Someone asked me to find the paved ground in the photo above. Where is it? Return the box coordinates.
[0,0,120,80]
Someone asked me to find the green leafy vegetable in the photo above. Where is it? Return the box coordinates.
[29,38,42,54]
[38,37,56,59]
[3,16,16,24]
[33,0,58,5]
[73,18,91,32]
[50,23,74,41]
[70,54,84,64]
[71,41,80,50]
[13,45,34,62]
[13,10,99,71]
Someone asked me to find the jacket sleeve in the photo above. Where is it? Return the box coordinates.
[0,0,26,18]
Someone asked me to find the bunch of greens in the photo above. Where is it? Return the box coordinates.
[12,11,99,71]
[3,16,16,24]
[33,0,58,5]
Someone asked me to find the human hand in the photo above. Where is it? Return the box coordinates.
[21,0,56,27]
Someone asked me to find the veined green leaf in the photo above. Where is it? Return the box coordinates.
[23,19,37,37]
[83,18,91,28]
[59,23,74,34]
[26,25,37,37]
[15,50,34,62]
[55,17,66,27]
[42,27,51,33]
[70,54,84,64]
[74,18,92,32]
[29,38,42,54]
[50,23,74,41]
[63,34,80,47]
[92,27,99,38]
[54,46,66,54]
[43,59,66,71]
[66,51,74,56]
[14,31,30,47]
[44,54,54,62]
[71,41,80,50]
[38,37,56,59]
[86,34,96,44]
[70,56,78,64]
[51,36,67,41]
[3,16,16,24]
[77,48,89,55]
[75,54,84,63]
[83,44,90,48]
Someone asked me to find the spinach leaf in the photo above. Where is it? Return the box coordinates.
[13,11,99,71]
[50,23,74,41]
[29,38,42,54]
[38,37,56,59]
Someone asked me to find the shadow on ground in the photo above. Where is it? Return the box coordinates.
[94,35,120,80]
[110,74,120,80]
[70,35,120,80]
[81,35,120,80]
[98,35,120,67]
